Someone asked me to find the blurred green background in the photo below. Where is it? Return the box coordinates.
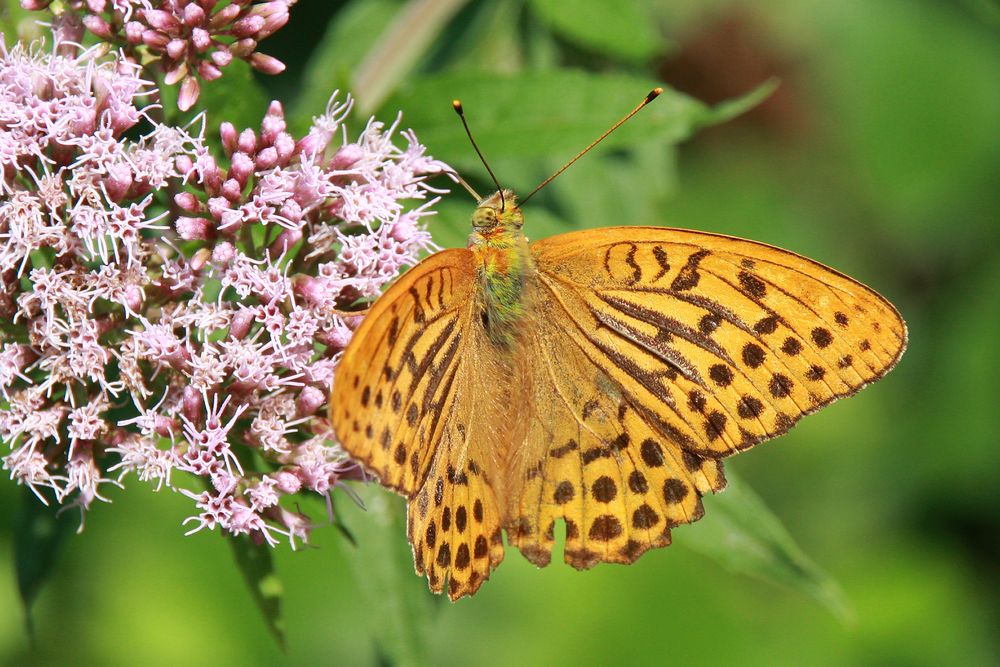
[2,0,999,665]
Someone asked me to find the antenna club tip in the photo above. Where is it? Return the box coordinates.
[452,100,464,113]
[647,87,664,101]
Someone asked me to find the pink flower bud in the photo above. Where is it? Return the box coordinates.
[293,276,325,307]
[82,15,114,39]
[332,143,363,169]
[178,75,200,111]
[174,191,200,212]
[154,415,177,438]
[296,386,325,416]
[183,3,206,26]
[198,61,222,81]
[192,27,212,51]
[273,470,301,494]
[231,14,265,38]
[176,216,212,240]
[321,325,352,350]
[213,124,235,158]
[257,5,290,39]
[142,29,170,49]
[261,102,285,142]
[182,386,202,423]
[175,154,194,178]
[166,38,187,60]
[229,152,254,185]
[208,4,241,29]
[212,241,236,265]
[219,207,244,230]
[266,99,285,117]
[278,199,302,224]
[20,0,53,9]
[164,62,188,85]
[229,38,257,58]
[229,307,256,340]
[221,178,243,202]
[273,132,295,163]
[237,128,257,154]
[389,214,418,242]
[210,49,233,68]
[124,21,145,43]
[124,285,144,313]
[249,52,285,75]
[142,9,182,33]
[103,163,133,201]
[207,196,231,218]
[255,146,277,170]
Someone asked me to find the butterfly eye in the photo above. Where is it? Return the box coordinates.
[472,207,498,229]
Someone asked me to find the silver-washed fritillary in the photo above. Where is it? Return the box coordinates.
[330,91,907,600]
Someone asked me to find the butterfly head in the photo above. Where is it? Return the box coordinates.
[473,189,523,233]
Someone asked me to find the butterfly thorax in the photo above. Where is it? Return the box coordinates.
[468,190,533,346]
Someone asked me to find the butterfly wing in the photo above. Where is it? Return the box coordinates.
[506,226,906,567]
[331,248,506,599]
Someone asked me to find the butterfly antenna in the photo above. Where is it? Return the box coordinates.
[521,87,663,205]
[453,100,505,211]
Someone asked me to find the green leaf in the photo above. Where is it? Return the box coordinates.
[676,471,853,622]
[335,485,434,667]
[544,140,678,232]
[527,0,662,62]
[228,534,286,648]
[429,1,526,74]
[386,70,767,170]
[14,488,78,637]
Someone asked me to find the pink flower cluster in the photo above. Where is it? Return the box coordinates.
[22,0,294,110]
[0,37,449,547]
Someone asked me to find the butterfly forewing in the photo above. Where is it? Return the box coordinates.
[331,248,477,496]
[531,226,906,451]
[331,248,507,599]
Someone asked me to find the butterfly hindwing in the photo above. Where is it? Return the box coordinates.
[407,396,507,599]
[508,309,725,568]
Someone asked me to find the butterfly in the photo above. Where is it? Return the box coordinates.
[329,94,907,601]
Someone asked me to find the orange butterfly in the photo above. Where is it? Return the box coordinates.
[329,91,907,600]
